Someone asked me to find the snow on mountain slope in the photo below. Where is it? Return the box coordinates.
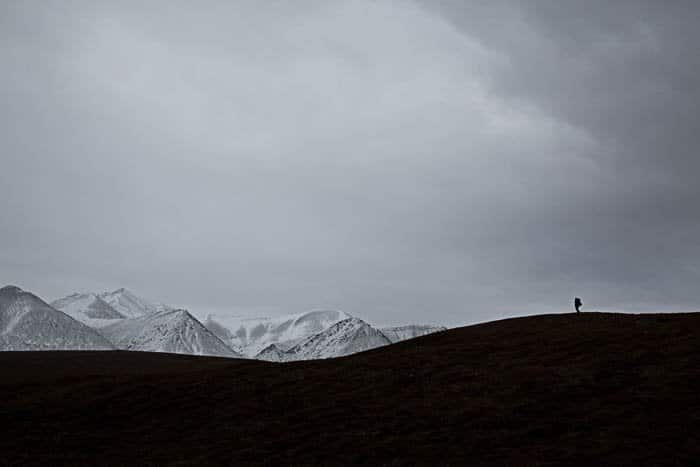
[100,308,241,358]
[205,309,351,357]
[281,317,391,361]
[379,325,447,343]
[255,343,293,362]
[50,293,125,328]
[203,316,236,344]
[98,288,171,318]
[0,285,114,351]
[202,316,248,355]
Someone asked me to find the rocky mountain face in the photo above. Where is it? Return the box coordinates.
[204,309,352,357]
[255,343,293,362]
[98,288,170,318]
[50,293,125,327]
[0,286,114,351]
[256,317,392,361]
[5,285,446,361]
[100,308,241,358]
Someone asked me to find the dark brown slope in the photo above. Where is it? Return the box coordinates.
[1,312,699,466]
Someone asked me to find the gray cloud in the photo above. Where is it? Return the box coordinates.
[419,0,700,309]
[1,0,699,326]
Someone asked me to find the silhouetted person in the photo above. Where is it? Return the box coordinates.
[574,297,582,313]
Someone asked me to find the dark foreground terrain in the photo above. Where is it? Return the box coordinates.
[1,313,699,466]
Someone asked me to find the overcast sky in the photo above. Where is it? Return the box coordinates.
[2,1,699,326]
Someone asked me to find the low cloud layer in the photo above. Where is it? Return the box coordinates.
[2,1,698,325]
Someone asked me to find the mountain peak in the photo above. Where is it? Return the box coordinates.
[255,343,292,362]
[0,285,24,295]
[105,287,132,297]
[1,286,114,351]
[51,292,125,324]
[204,308,355,357]
[283,317,391,361]
[163,308,194,321]
[293,309,351,326]
[101,307,240,358]
[98,289,161,318]
[259,343,283,353]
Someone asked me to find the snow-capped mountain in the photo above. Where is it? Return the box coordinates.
[255,343,293,362]
[50,288,241,358]
[7,284,447,360]
[258,317,391,361]
[50,293,125,327]
[98,288,171,318]
[205,309,351,357]
[380,325,447,343]
[100,308,241,358]
[0,285,114,351]
[202,316,236,347]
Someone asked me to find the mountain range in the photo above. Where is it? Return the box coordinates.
[204,309,352,356]
[257,317,392,361]
[49,292,125,327]
[3,285,446,360]
[0,286,114,351]
[100,308,241,357]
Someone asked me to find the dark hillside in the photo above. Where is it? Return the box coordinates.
[1,312,699,466]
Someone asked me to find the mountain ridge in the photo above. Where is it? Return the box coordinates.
[10,286,447,360]
[204,309,353,356]
[98,288,169,318]
[258,317,392,361]
[50,292,125,327]
[0,286,114,351]
[100,308,241,358]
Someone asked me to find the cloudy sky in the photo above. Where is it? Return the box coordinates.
[1,1,698,326]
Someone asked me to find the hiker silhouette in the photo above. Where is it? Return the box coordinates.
[574,297,582,313]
